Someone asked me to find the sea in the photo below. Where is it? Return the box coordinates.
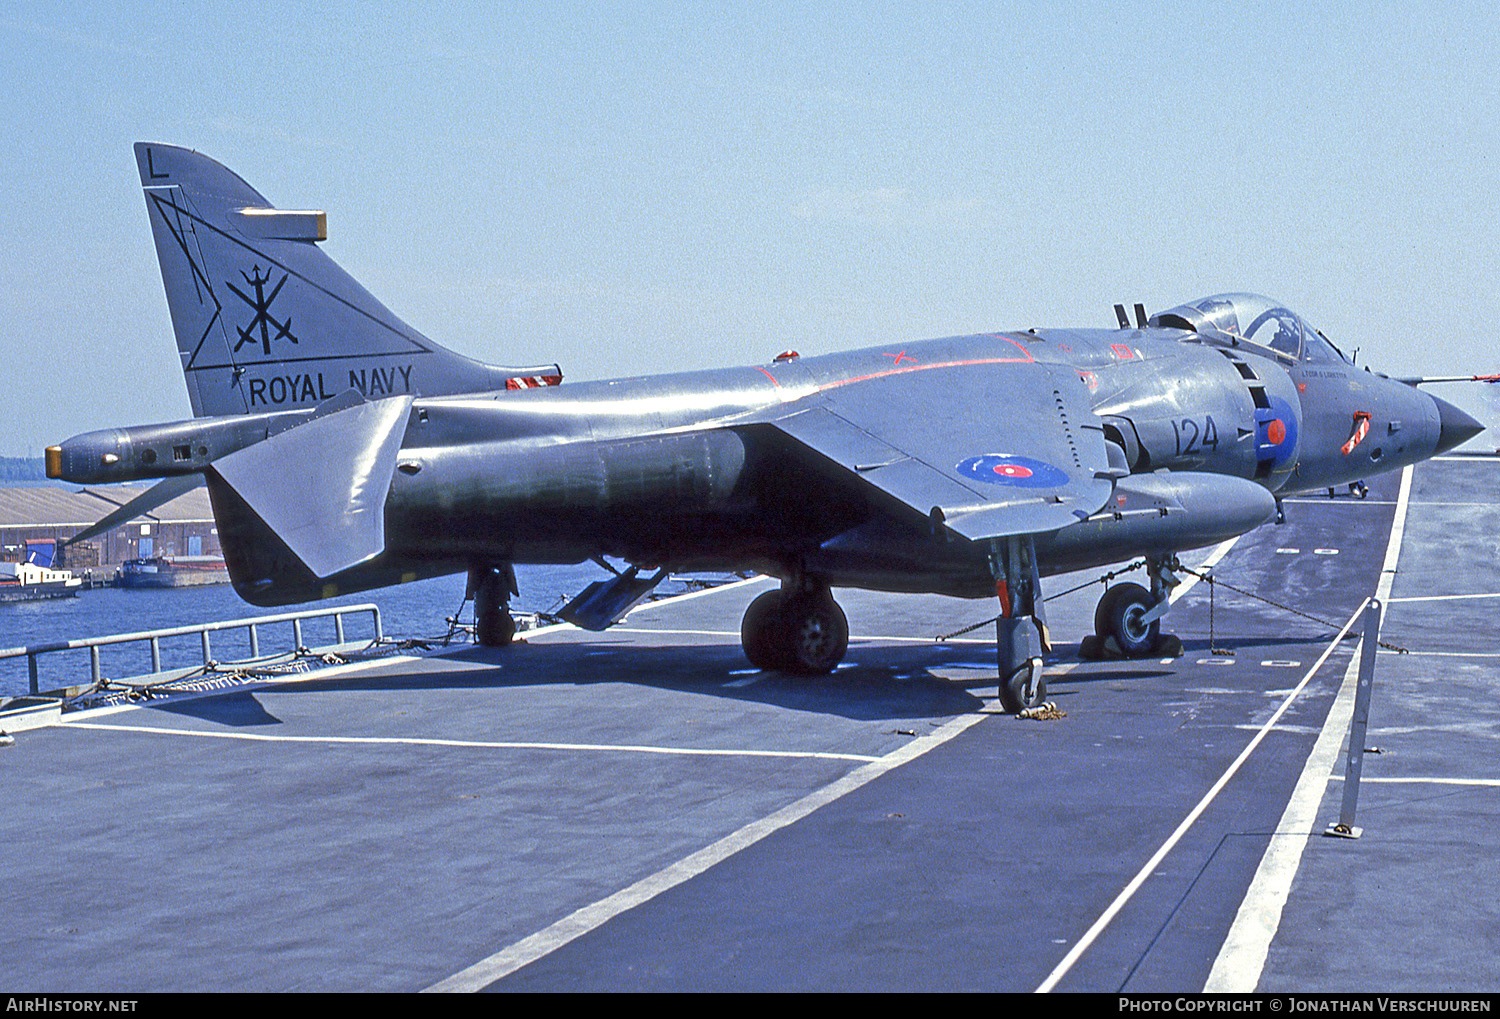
[0,561,621,700]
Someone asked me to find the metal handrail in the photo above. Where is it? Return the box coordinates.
[0,603,383,696]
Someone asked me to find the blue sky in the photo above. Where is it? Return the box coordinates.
[4,2,1499,454]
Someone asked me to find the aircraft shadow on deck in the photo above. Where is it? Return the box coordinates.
[144,688,282,727]
[117,619,1362,732]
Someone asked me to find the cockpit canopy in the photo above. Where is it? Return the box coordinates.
[1150,293,1349,365]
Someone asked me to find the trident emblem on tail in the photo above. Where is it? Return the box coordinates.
[227,265,299,356]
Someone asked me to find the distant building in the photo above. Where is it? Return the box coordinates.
[0,484,220,570]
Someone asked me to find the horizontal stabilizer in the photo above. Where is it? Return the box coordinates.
[60,473,207,549]
[558,567,668,631]
[211,396,412,578]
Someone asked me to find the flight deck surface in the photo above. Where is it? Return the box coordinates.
[1,458,1495,993]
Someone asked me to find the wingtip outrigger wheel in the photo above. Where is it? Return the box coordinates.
[1002,654,1048,714]
[990,536,1051,714]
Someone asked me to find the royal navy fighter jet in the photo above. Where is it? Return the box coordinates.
[46,144,1485,712]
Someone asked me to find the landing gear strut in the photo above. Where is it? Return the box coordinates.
[740,584,849,674]
[990,535,1049,714]
[470,564,518,647]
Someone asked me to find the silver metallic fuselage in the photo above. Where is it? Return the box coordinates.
[372,324,1458,601]
[51,320,1472,606]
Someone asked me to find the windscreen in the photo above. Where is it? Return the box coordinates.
[1153,293,1349,364]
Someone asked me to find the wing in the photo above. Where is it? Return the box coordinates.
[759,360,1114,541]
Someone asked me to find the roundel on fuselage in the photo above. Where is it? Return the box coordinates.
[1256,394,1300,470]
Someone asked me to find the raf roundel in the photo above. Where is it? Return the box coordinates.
[955,454,1069,488]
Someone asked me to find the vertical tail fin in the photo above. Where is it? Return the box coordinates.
[134,143,560,417]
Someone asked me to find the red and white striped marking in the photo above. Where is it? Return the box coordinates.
[505,374,563,390]
[1340,411,1371,455]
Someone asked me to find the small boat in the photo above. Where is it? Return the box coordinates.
[0,558,82,602]
[118,555,231,589]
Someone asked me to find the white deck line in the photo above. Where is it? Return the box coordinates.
[423,697,1009,992]
[611,626,995,645]
[1034,582,1369,993]
[1203,465,1414,992]
[1385,591,1500,603]
[1333,776,1500,787]
[59,721,882,762]
[1014,534,1233,992]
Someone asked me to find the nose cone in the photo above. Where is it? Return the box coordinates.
[1432,394,1486,454]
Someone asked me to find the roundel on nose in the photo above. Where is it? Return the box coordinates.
[1255,396,1299,469]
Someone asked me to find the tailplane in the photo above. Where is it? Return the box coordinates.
[134,143,560,417]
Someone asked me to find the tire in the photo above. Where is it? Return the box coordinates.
[1097,581,1158,655]
[999,659,1048,714]
[779,592,849,675]
[740,590,789,670]
[476,605,516,647]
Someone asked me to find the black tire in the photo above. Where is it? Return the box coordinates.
[475,605,516,647]
[999,659,1048,714]
[1093,584,1126,638]
[779,592,849,675]
[740,590,789,670]
[1097,581,1158,655]
[474,567,516,647]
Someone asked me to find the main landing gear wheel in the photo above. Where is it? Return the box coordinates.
[741,590,789,670]
[476,606,516,647]
[739,589,849,674]
[781,592,849,674]
[473,567,517,647]
[1094,581,1159,656]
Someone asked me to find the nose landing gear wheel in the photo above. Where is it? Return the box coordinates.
[1094,581,1160,656]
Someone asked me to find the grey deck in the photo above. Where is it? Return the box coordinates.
[1,458,1494,992]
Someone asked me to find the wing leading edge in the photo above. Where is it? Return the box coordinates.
[759,360,1114,541]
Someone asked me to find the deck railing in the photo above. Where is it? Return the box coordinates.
[0,603,383,696]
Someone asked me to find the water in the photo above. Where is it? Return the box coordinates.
[0,562,611,699]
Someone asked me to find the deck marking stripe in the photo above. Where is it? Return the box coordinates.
[1034,591,1370,993]
[1332,776,1500,787]
[610,627,992,645]
[421,691,1027,993]
[1172,537,1238,604]
[1204,464,1414,992]
[1026,540,1240,989]
[1386,591,1500,603]
[1282,499,1498,507]
[628,574,767,611]
[60,722,880,762]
